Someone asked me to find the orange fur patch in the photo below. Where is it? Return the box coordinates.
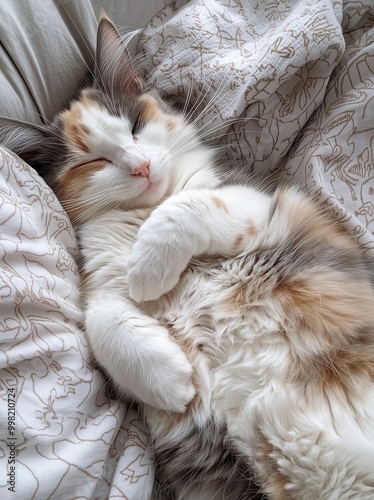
[166,116,180,131]
[57,160,107,222]
[233,234,244,251]
[140,95,165,123]
[301,210,355,252]
[212,195,229,213]
[60,94,100,154]
[247,220,257,236]
[287,329,374,392]
[61,104,90,153]
[140,95,163,122]
[326,342,374,386]
[139,95,181,131]
[275,187,356,252]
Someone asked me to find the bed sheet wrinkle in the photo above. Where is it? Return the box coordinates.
[138,0,345,173]
[0,1,96,123]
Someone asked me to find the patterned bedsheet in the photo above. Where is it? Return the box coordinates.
[139,0,374,255]
[0,0,373,498]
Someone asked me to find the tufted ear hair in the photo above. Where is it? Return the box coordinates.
[95,13,142,97]
[0,116,65,179]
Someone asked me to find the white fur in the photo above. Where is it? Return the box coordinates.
[142,251,374,499]
[128,185,271,302]
[78,102,271,412]
[77,103,261,412]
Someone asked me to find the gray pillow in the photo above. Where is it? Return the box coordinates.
[0,0,177,124]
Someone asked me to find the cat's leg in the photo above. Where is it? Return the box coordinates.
[85,291,195,412]
[127,185,271,302]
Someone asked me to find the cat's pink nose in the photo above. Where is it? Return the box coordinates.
[132,161,150,178]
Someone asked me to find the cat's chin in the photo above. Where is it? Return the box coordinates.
[132,178,167,207]
[145,177,161,190]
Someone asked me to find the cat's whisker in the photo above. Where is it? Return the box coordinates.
[182,66,233,124]
[12,108,58,130]
[180,72,215,124]
[61,186,121,216]
[168,119,258,161]
[165,72,238,151]
[181,75,195,117]
[62,190,116,209]
[186,86,245,138]
[165,115,246,155]
[165,105,243,155]
[184,76,240,127]
[71,197,119,225]
[195,121,263,144]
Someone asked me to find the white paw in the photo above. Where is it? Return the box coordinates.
[87,297,195,413]
[143,358,195,413]
[135,325,196,413]
[127,215,193,302]
[127,247,183,302]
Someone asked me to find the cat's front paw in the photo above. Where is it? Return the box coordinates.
[127,251,182,302]
[127,214,193,302]
[142,332,196,413]
[86,293,195,413]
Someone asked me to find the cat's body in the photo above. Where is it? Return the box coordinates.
[1,14,374,500]
[144,188,374,499]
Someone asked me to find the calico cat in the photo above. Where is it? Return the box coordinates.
[1,13,374,500]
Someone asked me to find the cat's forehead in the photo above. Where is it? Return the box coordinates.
[81,87,139,117]
[59,89,181,156]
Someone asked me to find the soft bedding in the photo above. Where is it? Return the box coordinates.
[0,0,373,498]
[0,148,159,499]
[138,0,374,255]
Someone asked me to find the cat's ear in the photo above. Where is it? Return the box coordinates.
[0,117,64,178]
[95,13,142,96]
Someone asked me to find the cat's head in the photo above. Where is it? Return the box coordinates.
[0,14,217,224]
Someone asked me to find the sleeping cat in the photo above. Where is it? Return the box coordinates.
[1,13,374,500]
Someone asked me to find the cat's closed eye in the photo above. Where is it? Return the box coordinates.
[70,159,109,173]
[132,113,143,135]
